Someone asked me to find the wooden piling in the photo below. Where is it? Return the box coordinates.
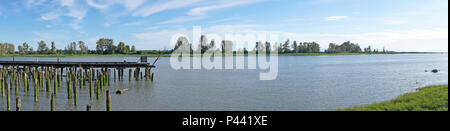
[7,82,11,111]
[51,93,55,111]
[86,104,91,111]
[151,73,154,81]
[34,76,39,102]
[16,97,21,111]
[73,77,78,106]
[106,90,111,111]
[129,69,132,81]
[114,69,116,82]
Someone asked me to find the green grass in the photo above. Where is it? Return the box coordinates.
[340,85,448,111]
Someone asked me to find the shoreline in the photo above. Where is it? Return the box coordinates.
[339,85,448,111]
[0,52,446,58]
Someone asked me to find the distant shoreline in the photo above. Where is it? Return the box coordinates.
[0,52,447,58]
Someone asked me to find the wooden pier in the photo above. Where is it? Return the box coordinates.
[0,56,157,68]
[0,56,159,111]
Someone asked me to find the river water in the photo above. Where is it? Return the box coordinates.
[0,53,448,111]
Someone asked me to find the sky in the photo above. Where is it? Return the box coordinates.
[0,0,448,52]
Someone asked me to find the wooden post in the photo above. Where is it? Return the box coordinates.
[106,90,111,111]
[67,75,72,99]
[51,93,55,111]
[114,69,116,82]
[24,73,28,92]
[16,97,21,111]
[151,73,154,81]
[0,74,3,97]
[7,81,11,111]
[107,69,111,86]
[54,71,58,95]
[34,76,39,102]
[129,69,132,81]
[73,77,78,106]
[89,71,93,99]
[95,81,100,100]
[86,104,91,111]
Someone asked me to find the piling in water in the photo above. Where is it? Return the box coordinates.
[7,82,11,111]
[0,57,157,111]
[51,93,56,111]
[73,77,78,106]
[106,90,111,111]
[86,104,91,111]
[16,97,21,111]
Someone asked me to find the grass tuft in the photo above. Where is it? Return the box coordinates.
[339,85,448,111]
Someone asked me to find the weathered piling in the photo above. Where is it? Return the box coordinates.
[0,73,4,97]
[114,69,116,82]
[73,80,78,106]
[51,93,56,111]
[95,80,100,100]
[151,73,154,81]
[86,104,91,111]
[7,82,11,111]
[0,57,157,111]
[106,90,111,111]
[67,74,72,99]
[107,69,111,86]
[16,97,21,111]
[54,71,58,95]
[89,70,93,99]
[129,69,132,81]
[34,76,39,102]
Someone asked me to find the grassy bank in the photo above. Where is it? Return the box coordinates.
[0,52,406,58]
[340,85,448,111]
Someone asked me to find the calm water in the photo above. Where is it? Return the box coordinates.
[0,53,448,111]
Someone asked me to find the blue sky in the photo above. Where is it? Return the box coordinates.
[0,0,448,52]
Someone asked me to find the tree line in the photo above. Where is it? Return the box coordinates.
[0,37,390,56]
[174,35,388,54]
[0,38,141,55]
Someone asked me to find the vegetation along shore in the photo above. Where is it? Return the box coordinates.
[1,36,409,58]
[340,85,448,111]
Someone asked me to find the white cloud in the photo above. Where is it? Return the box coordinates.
[67,7,87,20]
[123,0,145,10]
[86,0,108,9]
[86,0,145,10]
[38,0,87,30]
[152,0,265,24]
[39,0,87,20]
[326,16,348,21]
[133,0,205,17]
[40,12,60,21]
[26,0,48,7]
[188,0,263,16]
[59,0,75,7]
